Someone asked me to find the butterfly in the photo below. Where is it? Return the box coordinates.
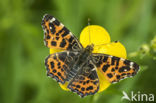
[41,14,139,97]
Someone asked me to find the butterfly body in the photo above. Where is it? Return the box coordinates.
[66,45,94,81]
[42,14,139,97]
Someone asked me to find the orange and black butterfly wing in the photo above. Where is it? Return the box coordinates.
[42,14,83,51]
[67,60,99,97]
[45,51,80,84]
[92,53,139,83]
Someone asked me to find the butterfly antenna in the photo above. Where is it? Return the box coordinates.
[95,41,119,46]
[88,18,91,45]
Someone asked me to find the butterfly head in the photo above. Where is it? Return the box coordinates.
[85,44,94,53]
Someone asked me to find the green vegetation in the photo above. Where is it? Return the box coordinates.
[0,0,156,103]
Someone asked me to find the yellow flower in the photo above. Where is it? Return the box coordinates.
[50,25,127,93]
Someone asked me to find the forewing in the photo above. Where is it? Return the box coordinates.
[42,14,83,51]
[45,51,80,84]
[68,60,99,97]
[92,53,139,83]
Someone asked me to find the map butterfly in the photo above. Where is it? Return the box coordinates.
[41,14,139,97]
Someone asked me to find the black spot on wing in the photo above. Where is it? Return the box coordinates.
[111,68,115,72]
[43,14,53,22]
[61,68,64,72]
[133,63,139,72]
[83,82,86,85]
[50,61,54,68]
[86,86,93,91]
[62,27,69,37]
[46,29,49,34]
[93,81,98,85]
[116,75,121,79]
[107,73,113,78]
[60,39,66,47]
[111,56,120,66]
[46,35,50,39]
[51,41,57,46]
[56,27,64,36]
[103,56,108,62]
[69,36,74,42]
[56,37,59,40]
[76,85,80,88]
[102,64,110,72]
[53,19,60,26]
[121,73,126,76]
[115,66,118,70]
[67,44,73,50]
[86,80,90,83]
[81,87,85,91]
[53,69,57,73]
[57,72,61,76]
[57,62,60,66]
[124,60,130,65]
[58,52,67,62]
[118,66,130,73]
[49,23,56,34]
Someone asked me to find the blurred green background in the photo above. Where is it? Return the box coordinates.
[0,0,156,103]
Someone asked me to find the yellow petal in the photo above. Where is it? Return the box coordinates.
[97,68,111,92]
[59,82,69,91]
[80,25,111,48]
[94,41,127,59]
[50,48,63,54]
